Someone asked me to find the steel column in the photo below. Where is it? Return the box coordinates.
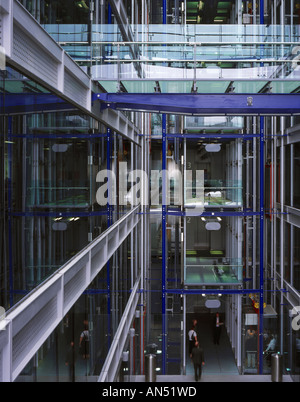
[260,0,264,24]
[162,113,167,375]
[8,116,13,307]
[259,116,264,374]
[163,0,167,24]
[107,128,112,349]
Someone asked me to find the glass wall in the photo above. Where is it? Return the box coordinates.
[294,226,300,292]
[0,65,139,312]
[294,143,300,209]
[0,67,112,309]
[15,225,140,382]
[20,0,91,24]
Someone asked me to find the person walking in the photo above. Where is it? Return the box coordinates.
[188,324,198,358]
[191,341,205,382]
[65,341,76,382]
[213,312,224,345]
[79,325,90,360]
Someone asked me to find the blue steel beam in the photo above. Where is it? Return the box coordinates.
[166,133,260,140]
[166,288,288,295]
[96,93,300,116]
[0,93,74,114]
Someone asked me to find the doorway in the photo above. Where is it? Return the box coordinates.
[186,310,239,376]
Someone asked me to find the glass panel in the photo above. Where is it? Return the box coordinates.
[98,79,300,94]
[294,143,300,209]
[0,67,112,307]
[233,80,268,93]
[294,227,300,292]
[159,81,194,93]
[196,80,231,93]
[38,24,300,79]
[185,116,244,129]
[270,81,300,94]
[185,260,242,285]
[98,81,120,93]
[184,217,243,286]
[185,179,243,207]
[122,80,157,93]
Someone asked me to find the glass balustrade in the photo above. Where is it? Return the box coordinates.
[185,179,243,208]
[184,257,243,286]
[42,24,300,84]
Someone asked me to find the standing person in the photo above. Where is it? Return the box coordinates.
[188,324,198,358]
[191,341,205,382]
[245,327,257,369]
[79,325,90,360]
[213,312,224,345]
[65,341,76,382]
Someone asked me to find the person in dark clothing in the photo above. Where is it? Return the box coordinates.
[65,341,76,382]
[188,325,198,357]
[191,341,205,382]
[213,312,224,345]
[202,0,219,24]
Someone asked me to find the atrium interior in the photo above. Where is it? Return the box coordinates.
[0,0,300,383]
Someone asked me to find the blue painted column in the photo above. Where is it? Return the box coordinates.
[108,3,112,24]
[163,0,167,24]
[260,0,264,24]
[259,116,265,375]
[162,114,167,375]
[162,1,167,374]
[259,0,265,375]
